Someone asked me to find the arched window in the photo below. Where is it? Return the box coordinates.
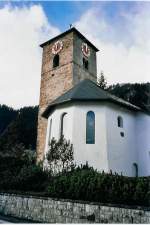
[133,163,138,177]
[83,57,89,70]
[117,116,123,128]
[48,119,52,145]
[53,54,59,68]
[86,111,95,144]
[60,112,67,138]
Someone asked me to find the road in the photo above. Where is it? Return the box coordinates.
[0,215,12,223]
[0,215,35,223]
[0,220,12,224]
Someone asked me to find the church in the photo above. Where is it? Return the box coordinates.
[36,27,150,177]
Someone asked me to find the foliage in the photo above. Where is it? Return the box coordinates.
[47,165,150,206]
[0,155,149,206]
[107,82,150,111]
[13,164,49,192]
[46,136,74,173]
[0,104,17,135]
[0,148,48,192]
[0,106,38,153]
[97,71,107,90]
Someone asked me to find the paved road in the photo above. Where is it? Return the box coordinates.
[0,216,12,223]
[0,215,36,223]
[0,220,12,223]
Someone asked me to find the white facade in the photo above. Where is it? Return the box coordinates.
[44,101,150,177]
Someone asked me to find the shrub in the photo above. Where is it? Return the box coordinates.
[46,136,74,173]
[0,151,149,207]
[0,150,49,192]
[47,165,150,206]
[13,164,49,192]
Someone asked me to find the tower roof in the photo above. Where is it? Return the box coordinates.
[40,27,99,51]
[42,79,141,118]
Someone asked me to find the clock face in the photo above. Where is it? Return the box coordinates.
[81,43,90,57]
[52,40,63,55]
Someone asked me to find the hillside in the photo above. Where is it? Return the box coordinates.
[0,105,18,135]
[107,82,150,112]
[0,106,38,154]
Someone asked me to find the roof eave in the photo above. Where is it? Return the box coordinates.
[42,98,141,119]
[40,27,99,52]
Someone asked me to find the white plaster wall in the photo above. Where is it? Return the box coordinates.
[44,104,74,157]
[105,103,137,177]
[44,101,150,177]
[44,102,109,172]
[72,102,109,172]
[135,112,150,176]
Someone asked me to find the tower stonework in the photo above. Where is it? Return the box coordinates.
[37,28,98,162]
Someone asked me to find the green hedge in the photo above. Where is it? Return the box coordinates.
[0,156,149,207]
[47,166,150,206]
[0,154,49,192]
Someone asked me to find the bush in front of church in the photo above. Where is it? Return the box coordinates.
[47,164,150,207]
[46,136,74,174]
[0,146,149,206]
[0,146,49,193]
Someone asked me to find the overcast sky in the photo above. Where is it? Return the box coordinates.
[0,1,150,108]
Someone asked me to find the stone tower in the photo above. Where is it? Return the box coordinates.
[37,27,99,162]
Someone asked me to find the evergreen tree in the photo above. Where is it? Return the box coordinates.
[0,105,17,135]
[0,106,38,154]
[107,83,150,111]
[97,71,107,90]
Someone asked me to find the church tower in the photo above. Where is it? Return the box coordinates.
[37,27,99,162]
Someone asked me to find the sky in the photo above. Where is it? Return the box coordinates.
[0,1,150,108]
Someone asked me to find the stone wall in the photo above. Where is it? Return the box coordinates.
[0,193,150,223]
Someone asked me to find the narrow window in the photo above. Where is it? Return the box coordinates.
[133,163,138,177]
[86,111,95,144]
[118,116,123,128]
[120,131,124,137]
[53,54,59,68]
[83,57,89,70]
[48,119,52,145]
[60,113,67,138]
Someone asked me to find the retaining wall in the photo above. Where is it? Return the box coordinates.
[0,193,150,223]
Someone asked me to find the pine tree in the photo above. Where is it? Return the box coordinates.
[97,71,107,90]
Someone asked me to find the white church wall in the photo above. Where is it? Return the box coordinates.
[135,112,150,176]
[72,102,109,172]
[44,102,109,172]
[44,101,150,177]
[44,104,74,157]
[105,103,137,177]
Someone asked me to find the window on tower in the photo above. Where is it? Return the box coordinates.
[83,57,89,70]
[53,54,59,68]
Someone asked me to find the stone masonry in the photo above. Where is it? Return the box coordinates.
[0,193,150,223]
[36,29,98,162]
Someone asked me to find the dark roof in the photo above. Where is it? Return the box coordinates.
[42,79,141,118]
[40,27,99,51]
